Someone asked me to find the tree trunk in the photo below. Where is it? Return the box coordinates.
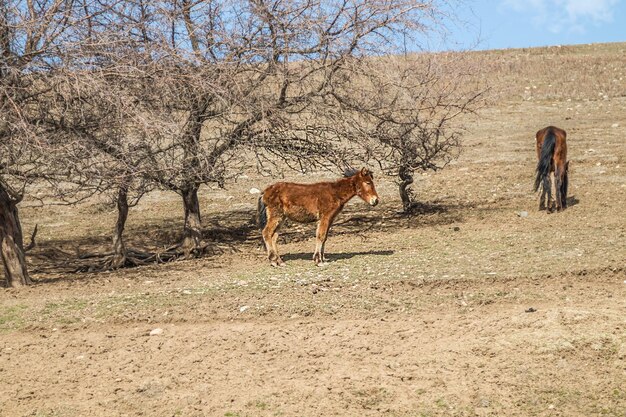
[398,166,414,213]
[0,185,32,287]
[181,184,203,257]
[110,183,129,269]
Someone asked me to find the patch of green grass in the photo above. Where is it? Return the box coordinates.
[245,400,270,410]
[34,298,93,327]
[435,397,448,408]
[0,304,28,331]
[41,299,88,315]
[353,387,390,409]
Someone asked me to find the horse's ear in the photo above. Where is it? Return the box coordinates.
[360,167,367,175]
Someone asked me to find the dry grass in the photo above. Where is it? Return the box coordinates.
[470,42,626,103]
[1,42,626,417]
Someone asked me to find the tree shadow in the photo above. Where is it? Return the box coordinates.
[27,200,468,278]
[272,201,468,246]
[282,249,394,262]
[29,209,258,275]
[404,201,449,215]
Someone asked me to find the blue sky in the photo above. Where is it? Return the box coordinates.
[442,0,626,50]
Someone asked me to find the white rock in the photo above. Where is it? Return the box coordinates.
[612,123,620,128]
[249,188,261,194]
[239,306,250,313]
[149,328,163,336]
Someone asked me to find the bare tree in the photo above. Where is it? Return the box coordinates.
[93,0,449,254]
[328,53,488,212]
[2,0,477,284]
[0,0,88,286]
[37,68,155,269]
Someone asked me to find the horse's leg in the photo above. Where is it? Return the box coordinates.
[554,166,563,211]
[543,173,553,213]
[271,225,285,266]
[561,164,569,209]
[313,216,332,265]
[262,209,284,266]
[320,212,340,262]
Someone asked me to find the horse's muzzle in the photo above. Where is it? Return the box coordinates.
[369,197,379,206]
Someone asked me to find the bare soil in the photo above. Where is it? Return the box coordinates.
[2,43,626,417]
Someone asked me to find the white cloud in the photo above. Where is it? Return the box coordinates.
[502,0,619,33]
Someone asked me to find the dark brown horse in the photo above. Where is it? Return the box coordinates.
[534,126,569,212]
[257,168,380,266]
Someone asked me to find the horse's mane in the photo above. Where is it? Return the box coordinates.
[343,168,373,178]
[343,168,360,177]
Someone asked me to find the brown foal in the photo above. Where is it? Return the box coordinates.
[257,168,380,266]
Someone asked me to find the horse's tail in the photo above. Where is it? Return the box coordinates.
[534,130,556,192]
[257,196,267,230]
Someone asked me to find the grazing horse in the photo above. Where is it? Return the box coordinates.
[534,126,569,212]
[257,168,380,266]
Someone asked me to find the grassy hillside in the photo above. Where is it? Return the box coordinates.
[2,42,626,417]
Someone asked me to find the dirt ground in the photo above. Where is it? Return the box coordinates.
[2,43,626,417]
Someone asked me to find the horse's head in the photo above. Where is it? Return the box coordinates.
[354,168,379,206]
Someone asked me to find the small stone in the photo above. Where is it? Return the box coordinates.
[525,307,537,313]
[517,211,528,218]
[612,123,620,128]
[149,328,163,336]
[453,226,460,231]
[239,306,250,313]
[249,188,261,194]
